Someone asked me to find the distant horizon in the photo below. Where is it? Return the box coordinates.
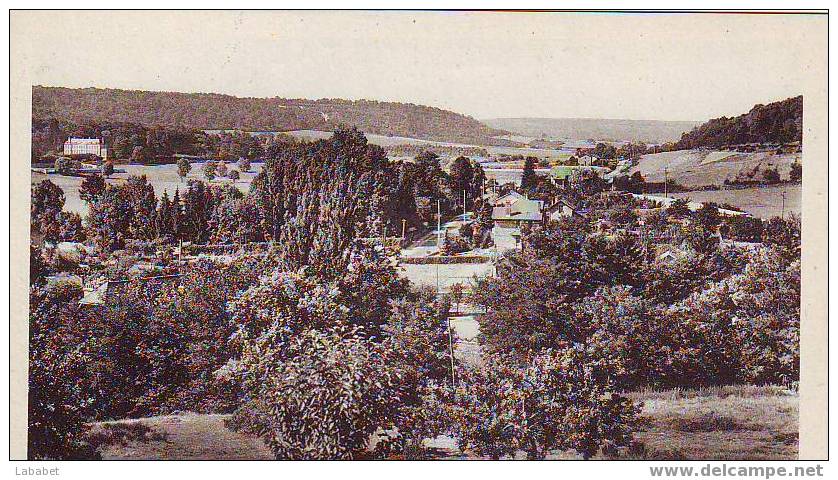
[35,83,804,126]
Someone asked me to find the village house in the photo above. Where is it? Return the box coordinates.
[491,192,544,228]
[489,192,545,251]
[545,198,585,222]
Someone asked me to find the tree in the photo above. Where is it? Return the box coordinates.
[28,283,100,459]
[762,215,801,259]
[54,157,76,175]
[724,215,764,243]
[695,202,722,230]
[30,243,48,286]
[230,328,403,459]
[87,185,132,252]
[31,180,66,243]
[79,174,105,205]
[237,156,251,173]
[762,167,781,185]
[449,156,474,204]
[250,129,402,274]
[574,286,675,389]
[474,223,613,358]
[58,211,85,242]
[225,248,439,459]
[450,282,465,314]
[129,145,148,164]
[208,195,263,244]
[666,198,691,219]
[203,161,217,182]
[520,156,539,192]
[228,169,240,181]
[216,161,228,178]
[450,347,639,459]
[789,161,802,182]
[155,191,174,238]
[101,161,114,177]
[177,157,191,182]
[86,176,158,251]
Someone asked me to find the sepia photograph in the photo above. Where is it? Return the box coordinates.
[7,7,830,468]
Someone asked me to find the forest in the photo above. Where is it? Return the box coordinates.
[32,86,508,146]
[672,96,802,149]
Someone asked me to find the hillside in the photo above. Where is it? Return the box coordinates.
[32,86,508,145]
[482,117,699,144]
[632,149,801,188]
[673,96,802,149]
[631,148,801,219]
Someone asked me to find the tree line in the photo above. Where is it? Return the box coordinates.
[33,85,509,146]
[672,96,802,150]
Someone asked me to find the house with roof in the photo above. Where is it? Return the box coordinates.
[545,199,585,222]
[491,193,544,228]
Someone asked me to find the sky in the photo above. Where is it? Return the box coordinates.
[11,11,827,122]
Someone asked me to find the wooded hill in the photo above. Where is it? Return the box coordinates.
[32,86,508,145]
[673,96,802,149]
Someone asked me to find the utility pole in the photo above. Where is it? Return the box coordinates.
[781,190,787,219]
[447,313,457,391]
[401,218,406,240]
[463,189,467,219]
[664,166,668,198]
[437,199,442,249]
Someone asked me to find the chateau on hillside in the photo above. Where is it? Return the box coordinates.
[63,137,108,161]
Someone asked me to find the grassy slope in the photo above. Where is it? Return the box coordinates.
[625,385,798,460]
[87,385,797,460]
[631,149,802,219]
[632,149,801,188]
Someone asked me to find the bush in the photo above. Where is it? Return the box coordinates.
[230,328,403,459]
[789,161,802,182]
[28,284,100,459]
[449,346,639,459]
[762,167,781,184]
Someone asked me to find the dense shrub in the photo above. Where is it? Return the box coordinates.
[28,283,99,459]
[449,346,639,459]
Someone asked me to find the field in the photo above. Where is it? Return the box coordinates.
[669,184,801,220]
[625,386,798,460]
[632,149,801,188]
[483,117,700,144]
[286,130,570,160]
[87,385,797,460]
[32,162,264,215]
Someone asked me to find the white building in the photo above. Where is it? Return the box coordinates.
[63,137,108,161]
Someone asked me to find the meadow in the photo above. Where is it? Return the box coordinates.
[87,386,797,460]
